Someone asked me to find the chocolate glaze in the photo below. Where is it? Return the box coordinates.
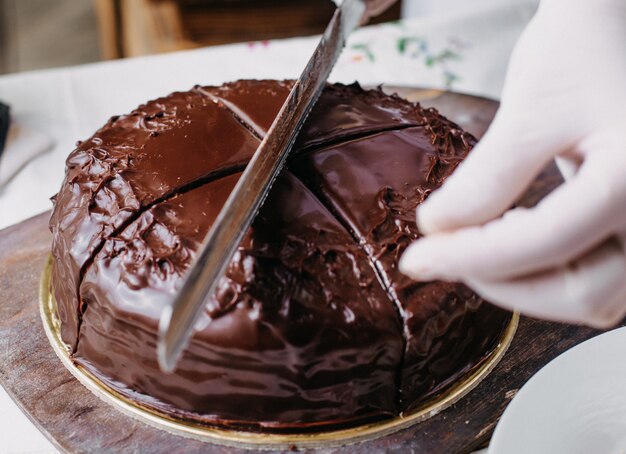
[204,80,424,148]
[50,80,510,430]
[77,172,403,428]
[293,83,425,151]
[49,87,259,350]
[200,80,294,137]
[289,124,509,409]
[49,82,424,351]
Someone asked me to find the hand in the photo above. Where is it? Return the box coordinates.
[400,0,626,328]
[332,0,397,24]
[361,0,397,22]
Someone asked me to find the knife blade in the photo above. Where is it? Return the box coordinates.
[157,0,367,372]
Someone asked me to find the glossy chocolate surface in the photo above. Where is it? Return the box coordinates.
[290,119,509,409]
[77,173,403,427]
[50,80,510,429]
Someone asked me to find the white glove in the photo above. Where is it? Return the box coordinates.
[400,0,626,328]
[332,0,397,23]
[360,0,396,21]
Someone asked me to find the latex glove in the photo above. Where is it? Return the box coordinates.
[332,0,397,23]
[361,0,397,22]
[400,0,626,328]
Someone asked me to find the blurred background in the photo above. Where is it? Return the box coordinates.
[0,0,447,75]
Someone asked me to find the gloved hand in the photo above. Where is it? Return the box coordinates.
[360,0,397,21]
[332,0,397,24]
[400,0,626,328]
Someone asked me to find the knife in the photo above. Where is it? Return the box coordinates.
[157,0,367,372]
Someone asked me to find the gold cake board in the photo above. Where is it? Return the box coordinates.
[40,256,519,450]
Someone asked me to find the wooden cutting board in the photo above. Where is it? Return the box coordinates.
[0,88,610,453]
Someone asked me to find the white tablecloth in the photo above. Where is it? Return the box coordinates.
[0,1,538,451]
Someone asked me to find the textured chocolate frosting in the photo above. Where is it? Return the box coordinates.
[50,80,510,430]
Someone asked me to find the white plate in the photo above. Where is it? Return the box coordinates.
[489,327,626,454]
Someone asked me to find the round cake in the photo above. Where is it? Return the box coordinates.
[49,80,510,431]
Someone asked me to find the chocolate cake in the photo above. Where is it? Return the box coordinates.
[49,80,510,431]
